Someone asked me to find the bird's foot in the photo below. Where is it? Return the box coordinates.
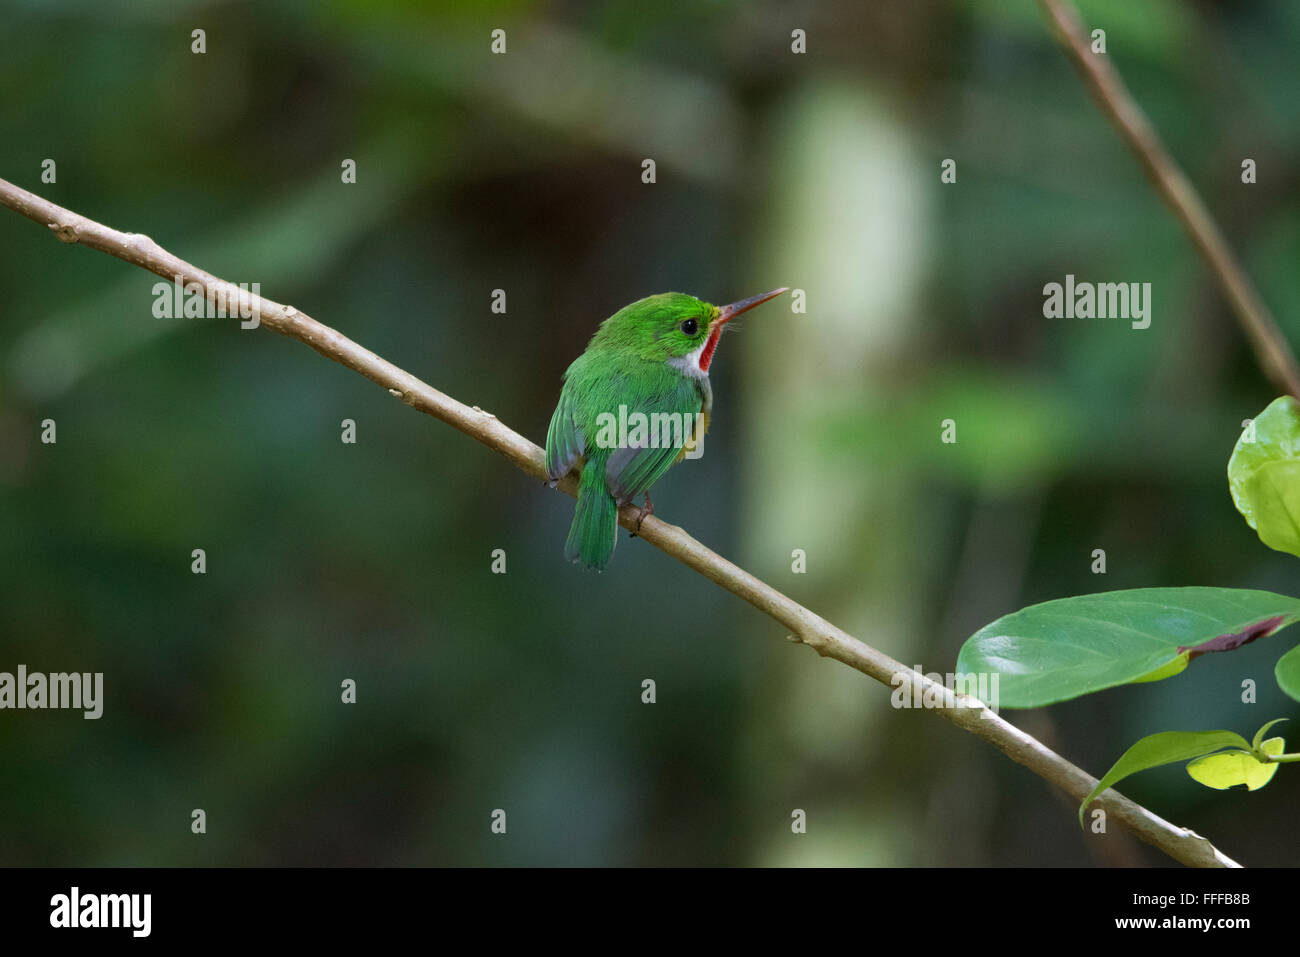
[629,492,654,537]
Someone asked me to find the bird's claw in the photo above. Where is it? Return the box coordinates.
[629,492,654,537]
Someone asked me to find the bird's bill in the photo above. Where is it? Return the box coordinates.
[713,287,789,328]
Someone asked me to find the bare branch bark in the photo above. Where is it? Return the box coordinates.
[0,175,1239,867]
[1038,0,1300,400]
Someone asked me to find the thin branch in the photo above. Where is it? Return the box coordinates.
[0,176,1239,868]
[1038,0,1300,400]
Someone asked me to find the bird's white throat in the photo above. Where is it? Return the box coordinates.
[667,339,709,379]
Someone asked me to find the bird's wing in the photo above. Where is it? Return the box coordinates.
[604,373,705,504]
[544,382,586,483]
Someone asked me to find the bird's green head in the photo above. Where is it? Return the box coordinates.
[589,288,788,374]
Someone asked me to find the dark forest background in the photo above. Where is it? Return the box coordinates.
[2,0,1298,865]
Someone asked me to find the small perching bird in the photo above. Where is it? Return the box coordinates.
[545,288,788,570]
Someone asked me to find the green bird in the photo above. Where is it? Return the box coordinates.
[545,287,788,570]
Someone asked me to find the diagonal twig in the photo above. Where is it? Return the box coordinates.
[0,175,1239,867]
[1038,0,1300,400]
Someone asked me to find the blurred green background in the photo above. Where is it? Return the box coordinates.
[2,0,1298,866]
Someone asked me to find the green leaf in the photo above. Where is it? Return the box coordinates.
[1131,654,1190,684]
[1228,396,1300,555]
[958,587,1300,708]
[1186,738,1285,791]
[1276,645,1300,703]
[1245,461,1300,556]
[1252,718,1289,751]
[1079,731,1250,826]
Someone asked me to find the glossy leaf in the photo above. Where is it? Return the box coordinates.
[1276,645,1300,703]
[1246,462,1300,557]
[1078,731,1250,826]
[958,587,1300,708]
[1229,396,1300,556]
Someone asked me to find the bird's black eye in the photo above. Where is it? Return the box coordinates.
[679,318,699,336]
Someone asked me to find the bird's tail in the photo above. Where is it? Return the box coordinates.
[565,460,617,570]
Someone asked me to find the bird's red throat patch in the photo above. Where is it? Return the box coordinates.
[698,325,725,372]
